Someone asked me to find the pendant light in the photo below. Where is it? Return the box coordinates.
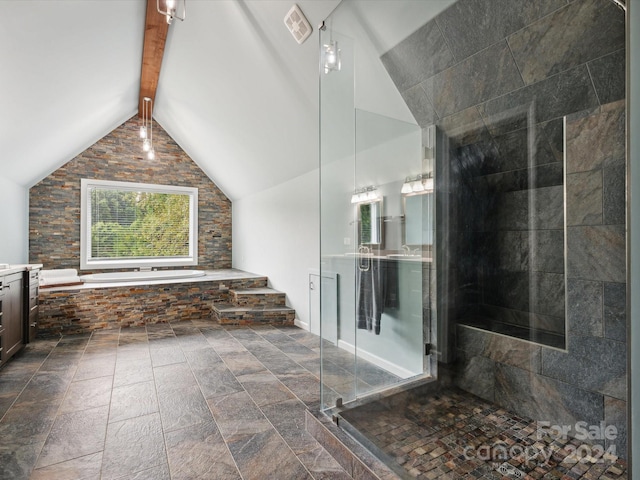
[141,97,155,160]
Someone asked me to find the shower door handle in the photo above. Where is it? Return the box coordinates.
[357,246,371,272]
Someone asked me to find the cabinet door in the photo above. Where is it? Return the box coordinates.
[4,274,24,359]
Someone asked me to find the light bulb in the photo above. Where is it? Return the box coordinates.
[411,180,424,193]
[147,149,155,160]
[424,178,434,191]
[166,0,176,8]
[139,126,147,139]
[142,139,151,152]
[323,42,341,74]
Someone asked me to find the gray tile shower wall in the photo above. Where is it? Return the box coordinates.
[29,116,232,271]
[381,0,627,458]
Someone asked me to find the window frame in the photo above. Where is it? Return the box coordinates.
[80,179,198,270]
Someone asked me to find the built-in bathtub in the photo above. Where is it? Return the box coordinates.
[81,269,206,283]
[38,268,269,336]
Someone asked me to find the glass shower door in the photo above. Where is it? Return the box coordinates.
[352,109,429,395]
[319,24,435,412]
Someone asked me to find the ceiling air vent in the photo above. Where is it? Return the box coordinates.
[284,4,312,45]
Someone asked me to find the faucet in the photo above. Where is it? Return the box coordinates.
[401,245,410,256]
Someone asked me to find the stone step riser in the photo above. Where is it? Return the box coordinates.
[213,286,295,327]
[231,292,287,307]
[213,309,295,326]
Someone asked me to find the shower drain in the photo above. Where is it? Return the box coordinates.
[496,462,525,479]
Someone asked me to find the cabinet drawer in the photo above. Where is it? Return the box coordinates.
[28,291,38,309]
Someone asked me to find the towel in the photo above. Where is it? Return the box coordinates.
[356,260,385,335]
[384,261,399,309]
[40,269,82,287]
[356,260,402,335]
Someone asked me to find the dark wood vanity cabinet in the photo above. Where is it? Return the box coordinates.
[0,272,24,366]
[24,269,39,343]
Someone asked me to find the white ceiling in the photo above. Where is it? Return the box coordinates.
[1,0,453,201]
[1,1,145,189]
[155,0,339,200]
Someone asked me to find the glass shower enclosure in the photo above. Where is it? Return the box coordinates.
[319,24,436,412]
[318,0,629,475]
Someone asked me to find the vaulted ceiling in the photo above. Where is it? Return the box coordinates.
[1,0,453,201]
[1,0,340,200]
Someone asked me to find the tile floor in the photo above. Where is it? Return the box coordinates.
[0,321,359,480]
[339,388,629,480]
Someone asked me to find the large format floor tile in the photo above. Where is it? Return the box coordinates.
[0,321,354,480]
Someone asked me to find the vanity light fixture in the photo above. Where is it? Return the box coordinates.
[423,177,434,191]
[351,186,379,203]
[157,0,186,25]
[141,97,155,160]
[411,178,425,193]
[402,174,433,195]
[401,177,413,194]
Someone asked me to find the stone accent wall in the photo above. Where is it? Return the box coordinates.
[39,276,267,336]
[383,0,625,342]
[29,116,232,272]
[455,102,629,452]
[381,0,627,458]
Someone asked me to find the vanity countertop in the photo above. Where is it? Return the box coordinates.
[0,264,43,276]
[328,254,431,263]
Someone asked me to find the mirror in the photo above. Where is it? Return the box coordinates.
[358,199,383,246]
[403,192,433,246]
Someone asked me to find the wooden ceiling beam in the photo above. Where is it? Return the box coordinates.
[138,0,169,117]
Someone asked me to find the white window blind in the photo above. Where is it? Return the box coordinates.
[81,179,198,269]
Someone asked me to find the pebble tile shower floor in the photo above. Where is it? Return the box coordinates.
[0,321,355,479]
[339,388,628,480]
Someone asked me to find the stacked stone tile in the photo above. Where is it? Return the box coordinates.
[29,116,232,271]
[38,275,268,335]
[213,287,295,326]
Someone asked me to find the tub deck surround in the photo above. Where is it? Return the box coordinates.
[80,269,206,283]
[37,269,297,335]
[213,287,296,326]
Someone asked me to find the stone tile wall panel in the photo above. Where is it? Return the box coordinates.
[29,116,232,272]
[381,0,627,455]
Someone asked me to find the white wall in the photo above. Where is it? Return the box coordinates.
[0,176,28,264]
[232,169,319,329]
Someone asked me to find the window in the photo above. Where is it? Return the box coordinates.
[81,179,198,270]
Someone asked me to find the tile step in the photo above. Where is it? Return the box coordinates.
[230,287,287,307]
[212,303,295,326]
